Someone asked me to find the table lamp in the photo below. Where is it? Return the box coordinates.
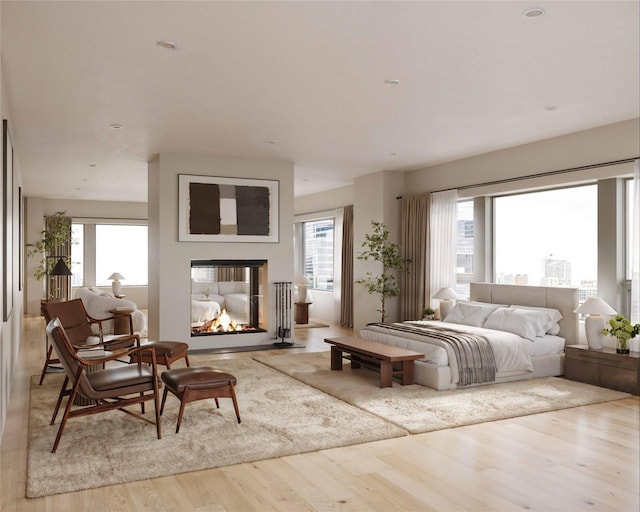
[574,297,617,350]
[108,272,125,297]
[434,287,458,320]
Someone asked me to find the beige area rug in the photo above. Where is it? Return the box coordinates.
[295,320,330,328]
[27,358,406,498]
[254,351,632,434]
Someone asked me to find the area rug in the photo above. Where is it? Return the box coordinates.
[27,358,406,498]
[295,320,330,328]
[254,351,632,434]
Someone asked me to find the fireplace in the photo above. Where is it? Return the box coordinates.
[190,259,267,336]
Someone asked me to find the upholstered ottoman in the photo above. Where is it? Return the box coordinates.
[160,366,241,433]
[130,341,190,369]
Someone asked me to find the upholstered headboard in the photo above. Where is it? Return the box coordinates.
[470,283,579,345]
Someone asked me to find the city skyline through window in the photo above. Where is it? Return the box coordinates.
[494,185,597,302]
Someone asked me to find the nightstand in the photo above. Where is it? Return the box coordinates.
[564,344,639,395]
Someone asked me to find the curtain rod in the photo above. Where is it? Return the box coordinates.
[431,156,640,194]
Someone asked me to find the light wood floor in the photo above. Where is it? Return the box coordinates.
[2,316,639,512]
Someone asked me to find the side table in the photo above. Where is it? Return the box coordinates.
[564,344,639,395]
[295,302,312,324]
[109,308,135,335]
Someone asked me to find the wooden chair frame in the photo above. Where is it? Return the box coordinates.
[40,298,139,385]
[46,318,161,453]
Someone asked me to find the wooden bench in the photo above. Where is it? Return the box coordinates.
[324,336,424,388]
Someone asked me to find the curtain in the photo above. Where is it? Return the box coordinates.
[429,189,458,310]
[631,159,639,324]
[216,267,245,282]
[45,214,72,301]
[400,194,429,320]
[339,205,353,327]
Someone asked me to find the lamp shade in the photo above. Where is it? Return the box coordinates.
[108,272,125,281]
[50,257,72,276]
[433,287,458,300]
[574,297,617,316]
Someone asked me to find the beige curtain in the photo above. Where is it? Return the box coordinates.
[400,194,429,321]
[45,214,72,301]
[339,205,354,327]
[216,267,246,281]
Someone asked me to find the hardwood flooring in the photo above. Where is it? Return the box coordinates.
[2,316,638,511]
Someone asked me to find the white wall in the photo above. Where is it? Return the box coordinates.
[148,154,294,349]
[1,52,25,439]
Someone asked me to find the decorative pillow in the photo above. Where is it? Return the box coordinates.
[443,302,501,327]
[483,307,549,341]
[509,304,563,334]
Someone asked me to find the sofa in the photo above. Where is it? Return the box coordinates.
[74,287,147,335]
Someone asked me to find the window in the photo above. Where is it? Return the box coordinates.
[70,223,84,287]
[72,220,148,287]
[95,225,148,285]
[455,200,474,300]
[303,219,334,291]
[627,178,636,280]
[494,185,597,304]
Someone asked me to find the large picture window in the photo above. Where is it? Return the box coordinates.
[494,185,597,304]
[72,220,148,287]
[455,200,474,300]
[303,219,334,291]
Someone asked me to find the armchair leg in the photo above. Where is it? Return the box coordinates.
[52,383,80,453]
[50,376,70,425]
[160,387,169,415]
[39,345,57,385]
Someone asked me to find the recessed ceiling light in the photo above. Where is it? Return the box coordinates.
[157,41,177,50]
[88,164,96,167]
[523,8,545,18]
[384,79,401,85]
[110,123,122,130]
[265,140,277,144]
[389,152,398,156]
[544,105,558,111]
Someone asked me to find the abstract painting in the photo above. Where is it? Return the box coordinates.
[178,174,279,242]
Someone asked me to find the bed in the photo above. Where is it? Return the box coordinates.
[359,283,579,390]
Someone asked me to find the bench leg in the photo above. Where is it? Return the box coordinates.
[380,361,393,388]
[331,346,343,370]
[401,360,415,385]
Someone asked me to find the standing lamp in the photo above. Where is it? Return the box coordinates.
[574,297,617,350]
[434,287,458,320]
[108,272,125,297]
[46,257,73,301]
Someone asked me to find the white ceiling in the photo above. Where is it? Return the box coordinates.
[2,1,639,203]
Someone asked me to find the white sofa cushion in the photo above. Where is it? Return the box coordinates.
[74,287,147,334]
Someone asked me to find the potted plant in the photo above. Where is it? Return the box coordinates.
[602,315,640,354]
[26,211,74,299]
[422,307,436,320]
[356,221,409,323]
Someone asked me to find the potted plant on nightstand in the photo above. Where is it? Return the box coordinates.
[602,315,640,354]
[422,307,436,320]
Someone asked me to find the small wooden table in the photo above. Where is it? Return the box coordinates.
[109,308,134,335]
[295,302,312,324]
[324,336,424,388]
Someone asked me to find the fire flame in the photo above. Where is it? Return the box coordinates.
[211,309,239,332]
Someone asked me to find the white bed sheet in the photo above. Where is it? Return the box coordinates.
[360,320,541,385]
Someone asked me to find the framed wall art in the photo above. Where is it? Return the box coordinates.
[178,174,279,243]
[3,119,14,320]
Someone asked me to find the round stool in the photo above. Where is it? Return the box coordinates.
[130,341,190,369]
[160,366,241,433]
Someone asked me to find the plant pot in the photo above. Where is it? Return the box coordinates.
[616,338,630,354]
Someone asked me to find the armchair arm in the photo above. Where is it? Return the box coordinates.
[74,334,140,351]
[73,344,157,367]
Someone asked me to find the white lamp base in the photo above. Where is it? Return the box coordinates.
[585,314,605,350]
[112,280,122,297]
[439,299,453,320]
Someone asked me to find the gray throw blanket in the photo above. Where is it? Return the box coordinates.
[367,322,497,386]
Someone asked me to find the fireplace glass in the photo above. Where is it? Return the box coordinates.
[190,259,267,336]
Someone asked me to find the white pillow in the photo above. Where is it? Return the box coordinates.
[483,307,548,341]
[510,304,563,334]
[443,302,501,327]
